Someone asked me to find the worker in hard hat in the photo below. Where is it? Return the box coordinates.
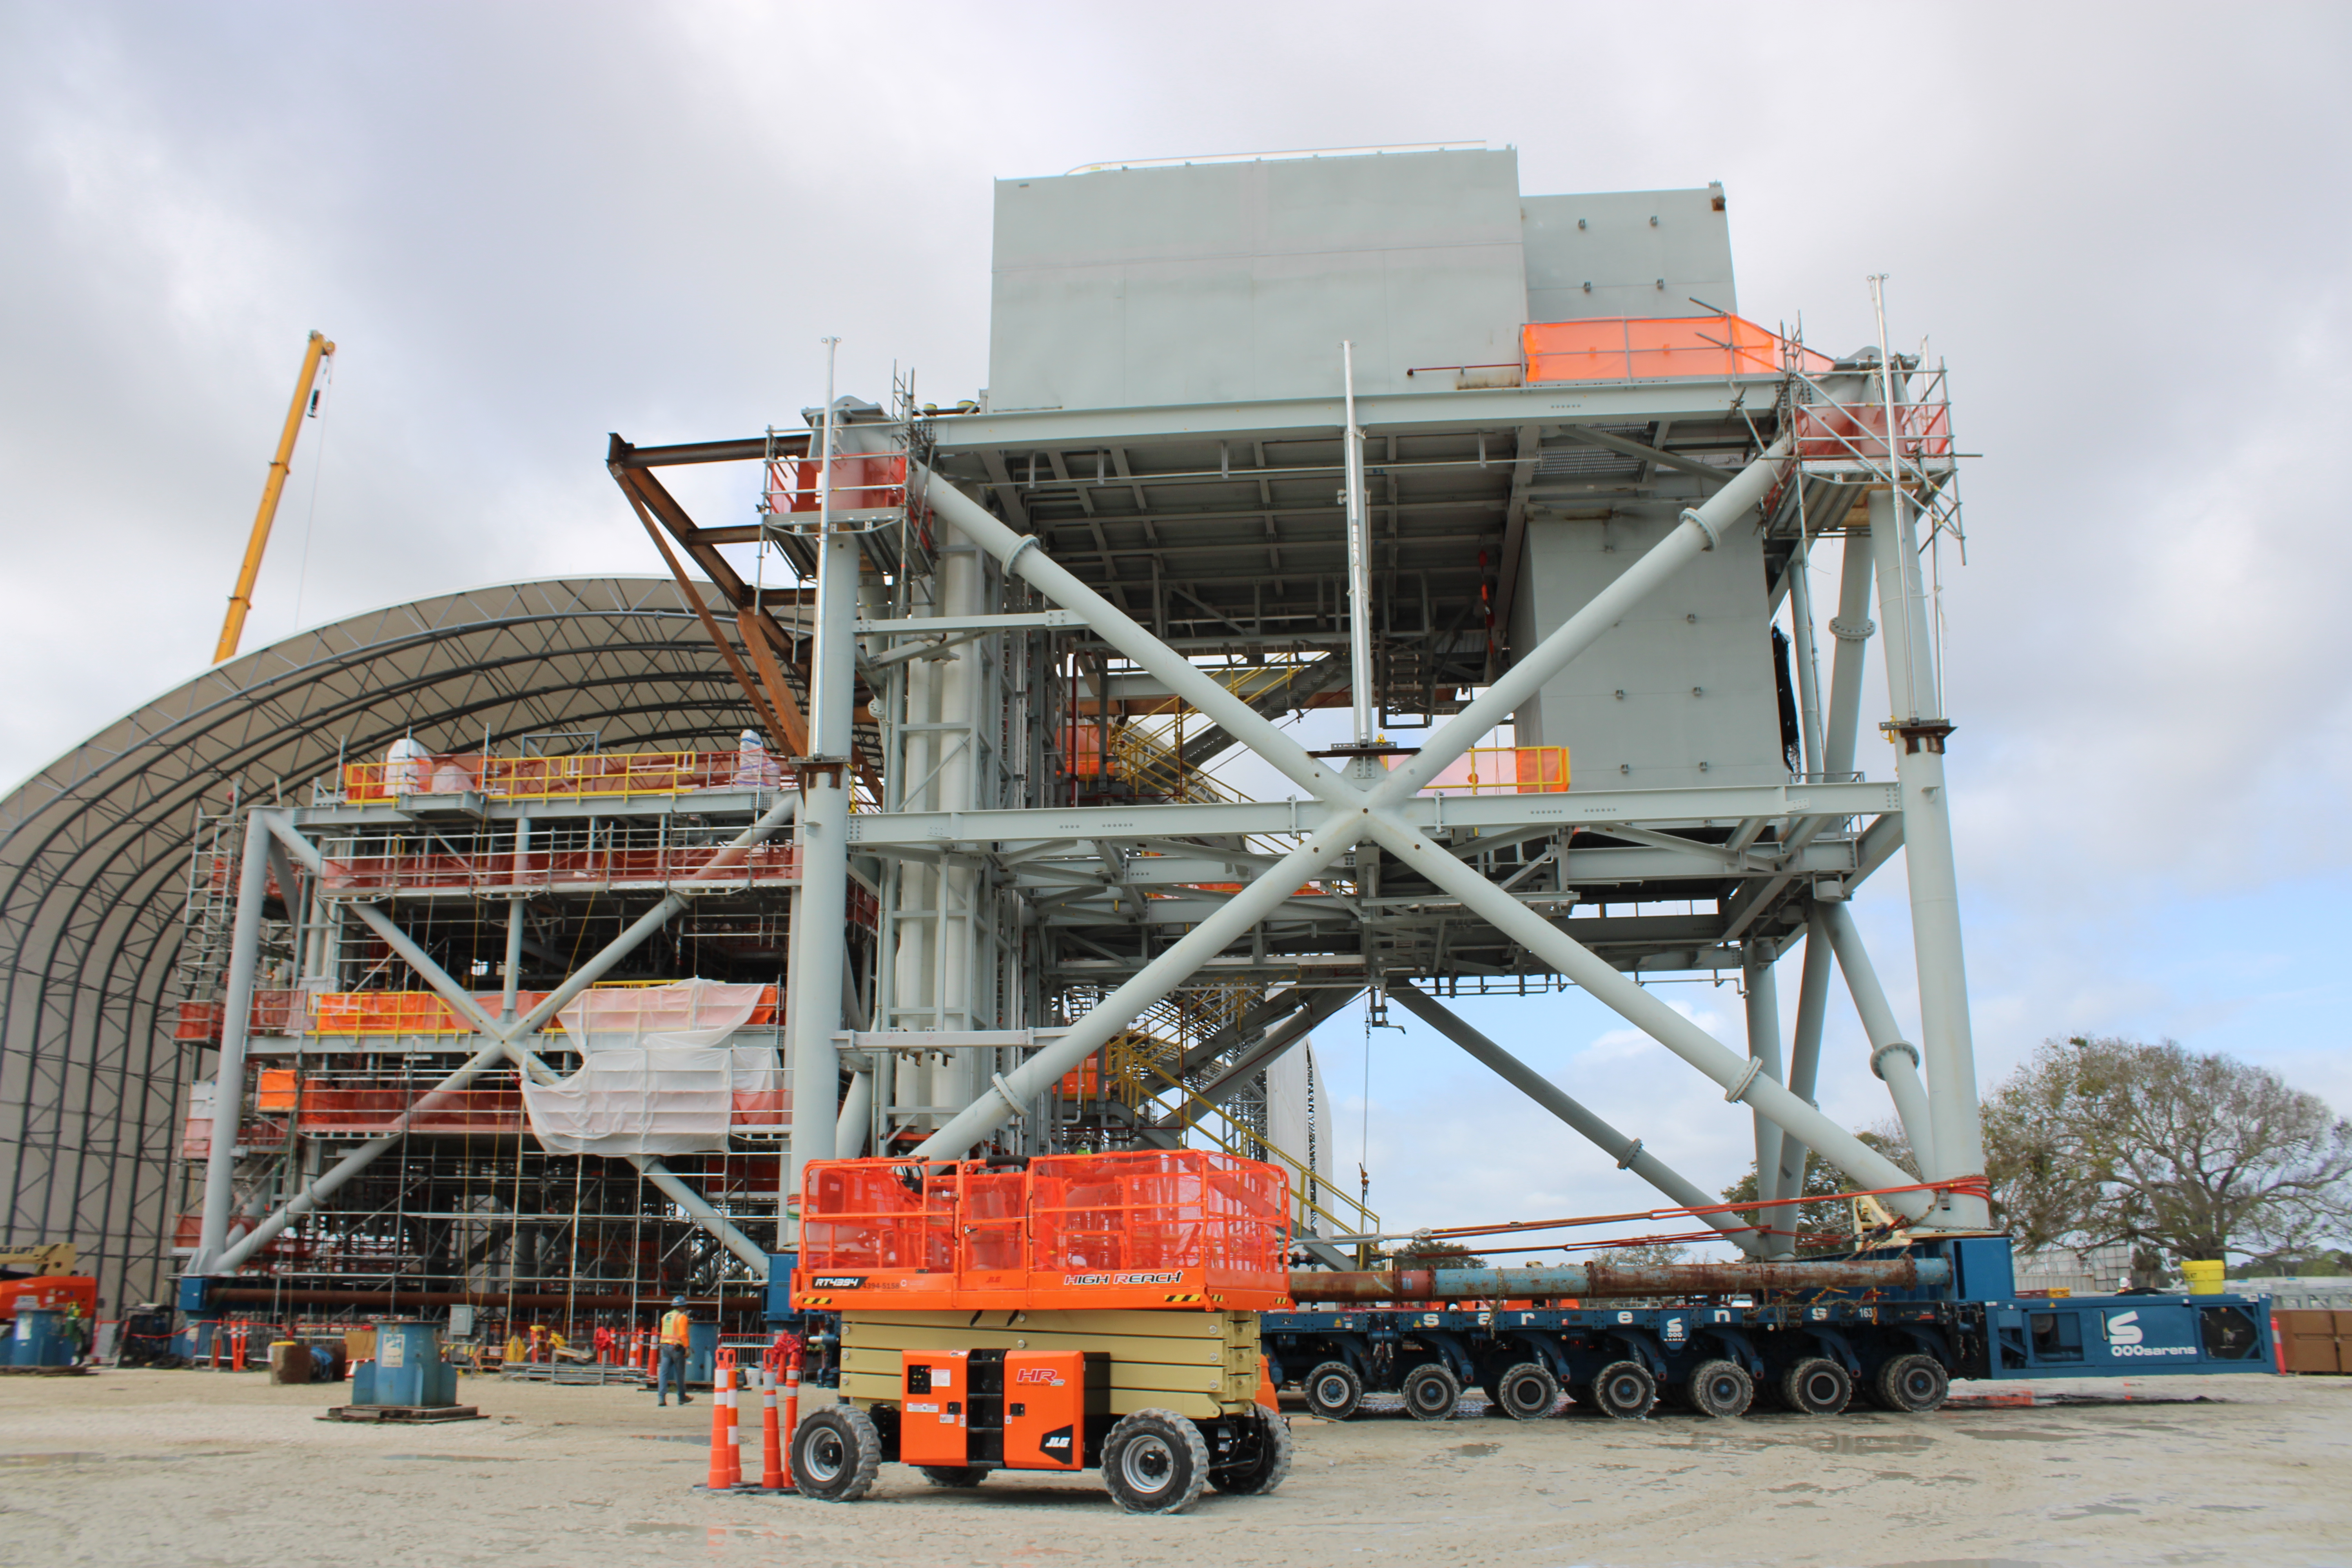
[656,1295,693,1406]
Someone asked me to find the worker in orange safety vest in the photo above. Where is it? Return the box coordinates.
[656,1294,692,1406]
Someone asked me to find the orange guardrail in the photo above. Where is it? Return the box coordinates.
[318,842,805,895]
[343,749,786,804]
[794,1149,1291,1313]
[1523,313,1830,384]
[1384,745,1569,797]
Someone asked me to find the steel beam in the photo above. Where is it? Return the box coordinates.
[1742,944,1785,1229]
[1822,527,1876,776]
[846,778,1895,848]
[1866,486,1988,1223]
[1766,907,1836,1250]
[191,813,275,1273]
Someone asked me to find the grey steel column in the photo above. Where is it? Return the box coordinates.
[1822,527,1877,777]
[1390,984,1767,1256]
[1786,550,1827,778]
[1767,910,1835,1250]
[1341,341,1374,742]
[192,809,276,1273]
[1866,484,1989,1224]
[1742,944,1784,1225]
[836,1069,873,1159]
[786,506,860,1221]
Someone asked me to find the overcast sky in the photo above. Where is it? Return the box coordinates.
[5,2,2348,1251]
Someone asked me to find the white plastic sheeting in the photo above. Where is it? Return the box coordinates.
[519,980,786,1156]
[1265,1036,1332,1236]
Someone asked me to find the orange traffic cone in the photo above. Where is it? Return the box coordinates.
[1256,1355,1279,1411]
[729,1355,746,1486]
[758,1366,785,1490]
[781,1341,802,1488]
[704,1353,735,1490]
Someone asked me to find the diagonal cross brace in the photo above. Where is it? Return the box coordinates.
[903,442,1802,1165]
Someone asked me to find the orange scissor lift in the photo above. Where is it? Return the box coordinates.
[787,1148,1294,1514]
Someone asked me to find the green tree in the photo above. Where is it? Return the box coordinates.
[1985,1036,2352,1275]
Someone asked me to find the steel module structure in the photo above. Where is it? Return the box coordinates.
[3,145,1998,1329]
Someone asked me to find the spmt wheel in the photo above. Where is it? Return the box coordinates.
[791,1405,882,1502]
[1873,1353,1950,1414]
[1302,1359,1363,1421]
[1589,1359,1658,1420]
[1401,1362,1463,1422]
[1685,1358,1755,1419]
[1102,1408,1210,1515]
[918,1466,990,1487]
[1209,1403,1294,1495]
[1780,1357,1853,1416]
[1494,1361,1561,1421]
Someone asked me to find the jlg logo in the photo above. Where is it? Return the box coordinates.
[1014,1368,1066,1386]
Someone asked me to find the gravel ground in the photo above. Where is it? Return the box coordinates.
[0,1366,2345,1567]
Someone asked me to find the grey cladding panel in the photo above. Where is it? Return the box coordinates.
[989,151,1530,412]
[1512,511,1785,790]
[1521,186,1735,325]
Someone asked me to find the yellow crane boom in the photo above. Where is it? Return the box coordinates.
[214,329,334,664]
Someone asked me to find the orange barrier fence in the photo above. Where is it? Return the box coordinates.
[343,750,787,804]
[1523,313,1829,385]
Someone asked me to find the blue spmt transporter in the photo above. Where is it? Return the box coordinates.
[1263,1238,2274,1421]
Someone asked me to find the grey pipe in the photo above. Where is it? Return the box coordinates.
[193,813,278,1272]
